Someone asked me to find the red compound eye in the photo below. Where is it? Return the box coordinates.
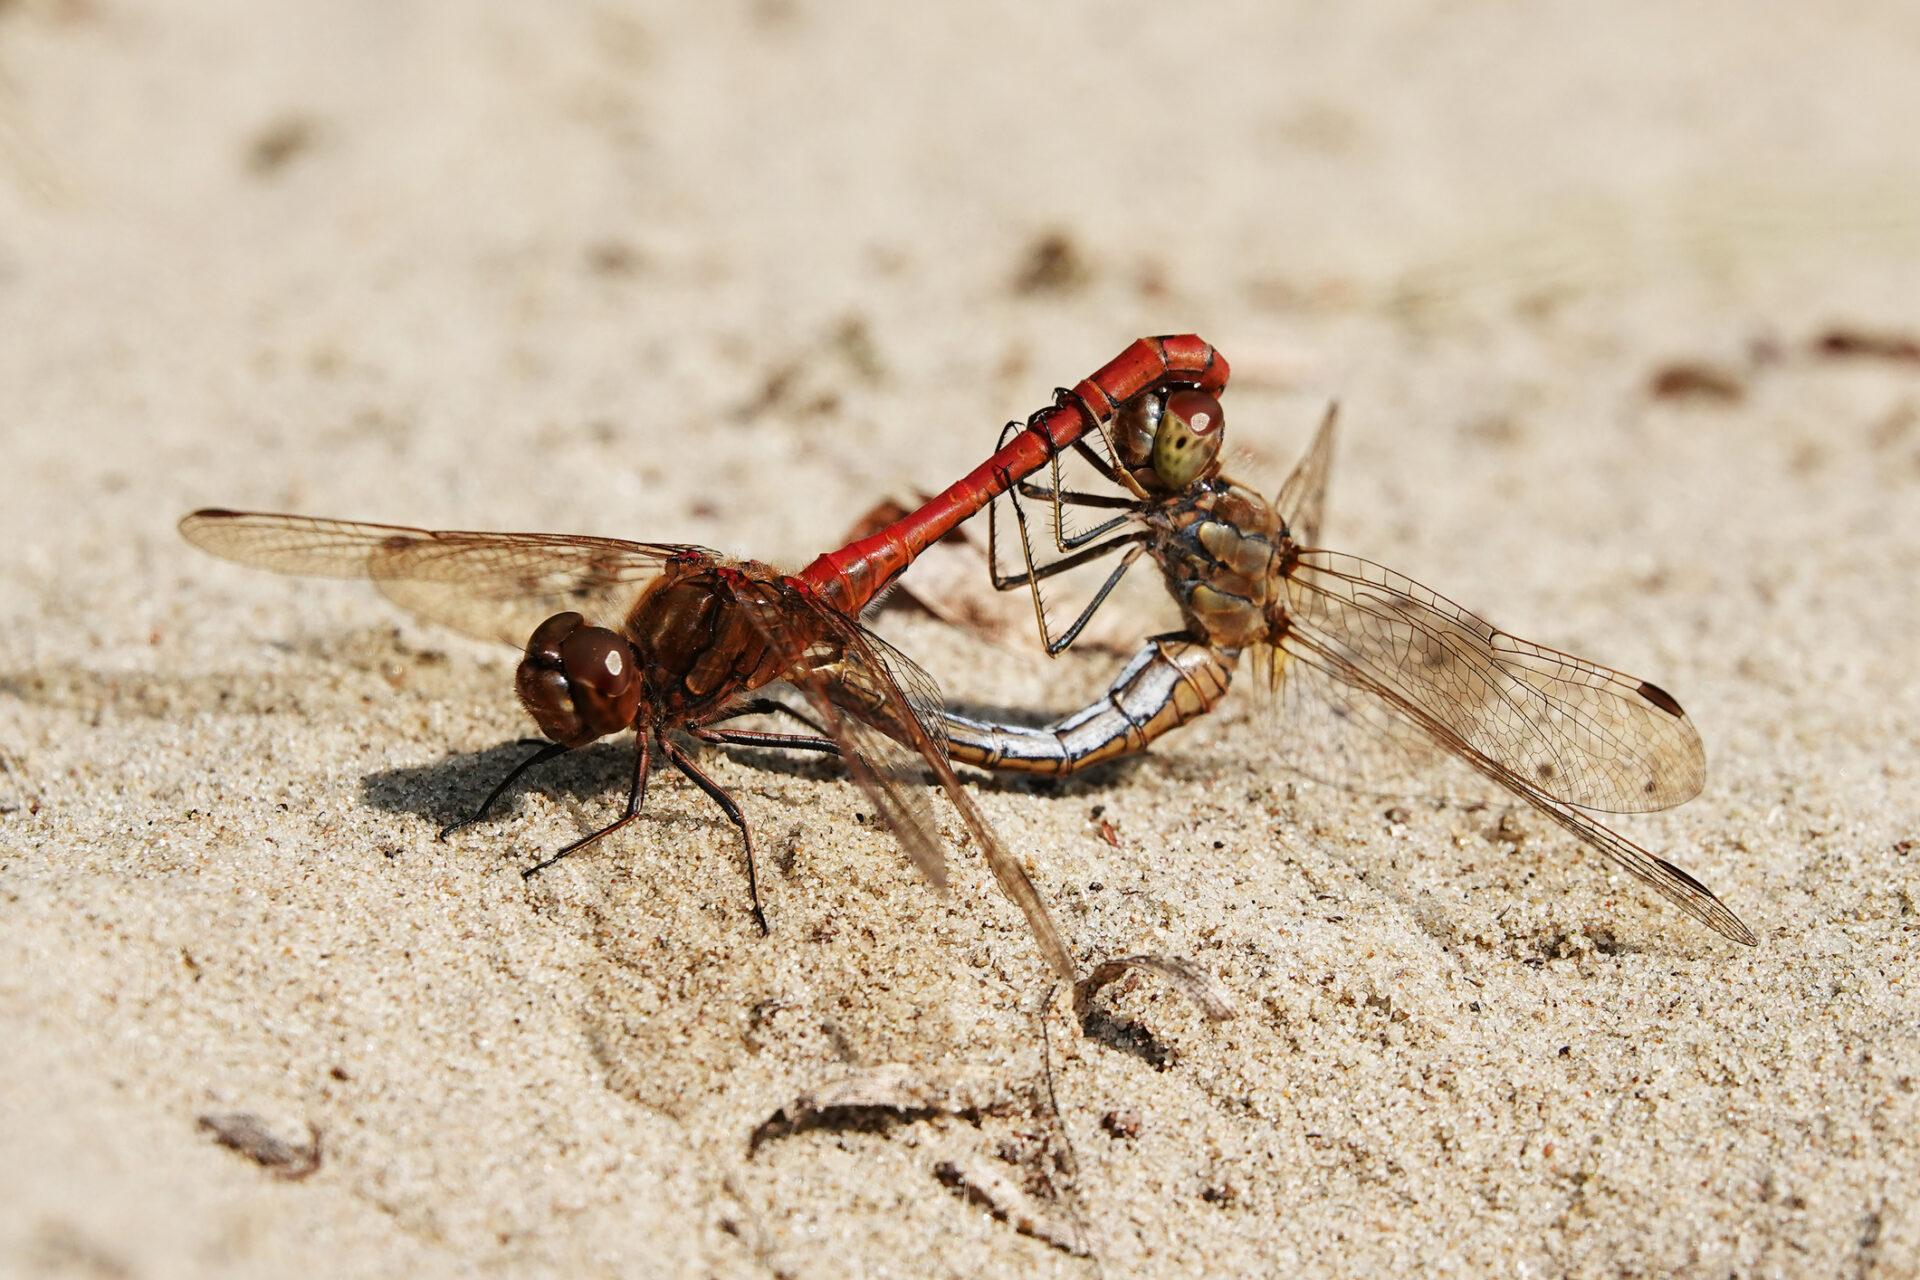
[1151,389,1226,488]
[1165,389,1223,437]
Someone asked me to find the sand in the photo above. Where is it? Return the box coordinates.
[3,2,1918,1275]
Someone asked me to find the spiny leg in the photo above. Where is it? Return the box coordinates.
[660,737,770,937]
[1040,385,1152,504]
[981,419,1128,583]
[1034,542,1149,655]
[1013,478,1138,511]
[440,741,568,840]
[520,732,653,880]
[704,697,832,737]
[1069,435,1129,486]
[1022,488,1136,548]
[991,473,1141,650]
[694,698,844,755]
[987,463,1130,587]
[990,529,1150,592]
[1025,442,1143,546]
[994,514,1152,655]
[695,727,844,754]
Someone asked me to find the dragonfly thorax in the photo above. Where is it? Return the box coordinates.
[1151,479,1283,651]
[624,564,817,725]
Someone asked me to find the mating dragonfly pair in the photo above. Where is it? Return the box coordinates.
[181,335,1754,981]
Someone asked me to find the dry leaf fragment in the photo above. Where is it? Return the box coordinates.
[1072,954,1238,1022]
[197,1113,322,1180]
[1648,361,1745,402]
[934,1156,1091,1256]
[1012,232,1089,295]
[1813,327,1920,364]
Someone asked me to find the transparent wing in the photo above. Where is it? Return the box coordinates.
[1281,551,1706,813]
[1271,552,1747,944]
[759,582,1074,980]
[180,509,714,647]
[828,625,952,755]
[1273,403,1336,548]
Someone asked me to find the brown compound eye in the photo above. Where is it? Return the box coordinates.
[1112,389,1164,471]
[1151,389,1225,489]
[516,612,644,748]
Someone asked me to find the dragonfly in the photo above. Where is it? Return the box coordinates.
[912,385,1756,946]
[795,334,1227,613]
[177,337,1232,983]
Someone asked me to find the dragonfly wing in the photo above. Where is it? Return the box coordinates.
[765,584,1074,980]
[1272,552,1747,944]
[1273,404,1336,548]
[361,529,700,648]
[180,509,712,647]
[1272,634,1752,943]
[1282,551,1706,813]
[823,623,951,754]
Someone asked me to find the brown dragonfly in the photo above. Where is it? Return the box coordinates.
[177,511,1076,978]
[900,387,1755,946]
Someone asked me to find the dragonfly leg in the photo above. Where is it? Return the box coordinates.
[694,728,842,754]
[990,523,1150,655]
[519,732,653,879]
[1031,436,1151,558]
[1012,478,1137,510]
[440,740,568,840]
[1069,435,1129,486]
[704,697,833,738]
[1038,504,1136,550]
[692,698,844,755]
[988,411,1140,520]
[661,738,770,936]
[1002,446,1145,551]
[988,529,1145,589]
[989,472,1133,582]
[1036,544,1148,655]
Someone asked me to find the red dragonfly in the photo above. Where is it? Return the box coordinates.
[178,337,1231,982]
[900,386,1755,946]
[794,335,1226,611]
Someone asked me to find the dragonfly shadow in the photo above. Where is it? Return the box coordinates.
[358,735,868,831]
[355,711,1139,836]
[359,739,640,830]
[1151,741,1507,822]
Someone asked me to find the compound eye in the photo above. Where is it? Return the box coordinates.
[1151,389,1225,489]
[561,626,638,698]
[517,614,643,747]
[1112,390,1163,470]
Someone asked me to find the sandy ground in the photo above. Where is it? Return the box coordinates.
[3,2,1919,1276]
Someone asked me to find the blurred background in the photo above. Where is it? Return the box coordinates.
[7,0,1917,770]
[4,1,1917,578]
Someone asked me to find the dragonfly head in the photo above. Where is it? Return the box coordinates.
[1113,387,1225,492]
[517,612,645,747]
